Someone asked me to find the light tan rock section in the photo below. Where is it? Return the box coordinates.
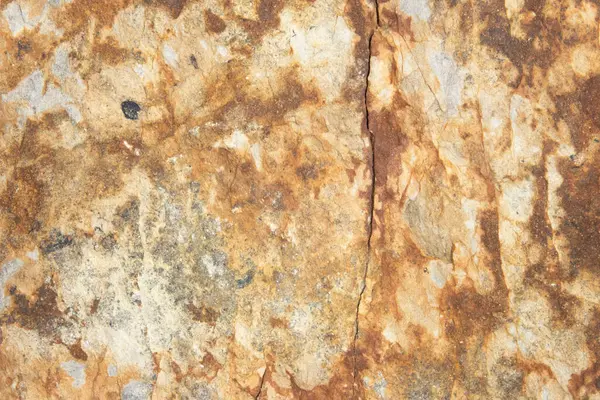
[1,0,599,399]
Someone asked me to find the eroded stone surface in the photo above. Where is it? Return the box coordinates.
[0,0,599,399]
[359,0,600,399]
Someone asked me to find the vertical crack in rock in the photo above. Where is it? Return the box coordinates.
[352,3,378,395]
[254,369,267,400]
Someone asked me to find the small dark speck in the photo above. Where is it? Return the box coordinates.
[594,138,599,143]
[17,40,31,59]
[100,234,117,251]
[569,154,576,161]
[236,270,255,289]
[41,230,73,254]
[121,100,141,120]
[190,54,198,69]
[28,220,41,233]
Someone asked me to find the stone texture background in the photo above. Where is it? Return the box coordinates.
[0,0,599,399]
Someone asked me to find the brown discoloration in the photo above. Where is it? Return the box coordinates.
[528,143,555,249]
[557,152,600,276]
[369,98,409,191]
[356,328,456,399]
[66,338,88,361]
[60,0,136,38]
[90,298,100,315]
[205,9,227,34]
[479,5,532,80]
[580,75,600,129]
[170,360,183,382]
[5,283,65,336]
[440,283,506,343]
[340,0,374,105]
[201,64,322,133]
[523,142,585,326]
[269,317,288,329]
[0,123,145,255]
[569,309,600,397]
[100,233,118,251]
[187,303,219,325]
[524,263,582,327]
[295,164,319,181]
[554,76,600,152]
[156,0,189,19]
[492,356,525,397]
[0,0,368,398]
[192,352,221,382]
[232,0,286,43]
[16,39,32,59]
[478,0,558,85]
[344,0,371,42]
[356,0,600,394]
[0,165,45,238]
[380,9,413,41]
[517,356,555,379]
[0,31,50,93]
[91,37,131,66]
[479,209,507,289]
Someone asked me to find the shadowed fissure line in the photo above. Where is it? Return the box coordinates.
[255,367,267,399]
[352,7,378,396]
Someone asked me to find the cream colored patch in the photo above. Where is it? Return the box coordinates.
[382,320,401,343]
[61,361,86,388]
[2,70,82,126]
[0,259,24,310]
[505,0,525,18]
[4,1,43,35]
[369,55,395,109]
[426,260,452,289]
[499,179,535,223]
[234,321,254,351]
[399,0,431,21]
[509,94,542,168]
[26,249,39,261]
[226,130,249,150]
[428,50,464,117]
[293,352,323,390]
[290,307,313,335]
[571,44,600,77]
[162,43,179,68]
[3,0,62,37]
[251,143,262,171]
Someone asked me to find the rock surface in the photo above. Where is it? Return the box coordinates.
[0,0,599,399]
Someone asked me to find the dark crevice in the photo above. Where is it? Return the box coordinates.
[352,1,379,397]
[254,368,267,399]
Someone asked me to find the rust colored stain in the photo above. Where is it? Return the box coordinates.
[204,9,227,34]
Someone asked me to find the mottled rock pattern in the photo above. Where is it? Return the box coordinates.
[0,0,598,399]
